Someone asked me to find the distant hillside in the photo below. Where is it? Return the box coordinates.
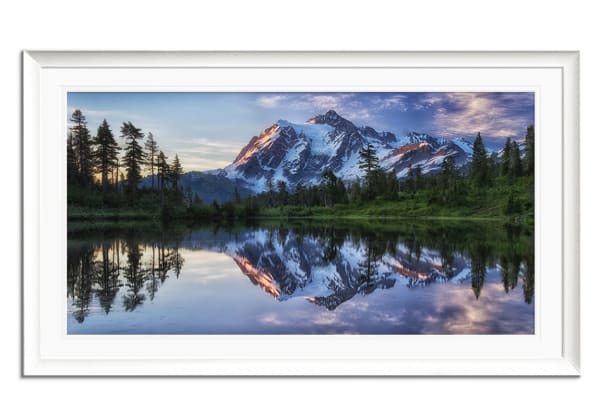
[140,172,253,204]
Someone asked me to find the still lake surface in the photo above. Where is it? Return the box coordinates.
[67,220,534,334]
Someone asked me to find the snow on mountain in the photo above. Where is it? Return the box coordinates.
[216,110,474,192]
[179,228,474,310]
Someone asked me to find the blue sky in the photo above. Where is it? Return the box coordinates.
[68,92,534,172]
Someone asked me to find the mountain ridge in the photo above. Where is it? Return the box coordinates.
[214,110,474,192]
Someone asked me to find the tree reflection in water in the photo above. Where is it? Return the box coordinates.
[67,221,534,329]
[67,234,185,322]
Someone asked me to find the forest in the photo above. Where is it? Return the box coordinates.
[67,109,535,224]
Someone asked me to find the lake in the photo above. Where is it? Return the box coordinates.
[67,220,534,334]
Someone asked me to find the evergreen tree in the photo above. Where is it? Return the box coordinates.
[276,180,288,206]
[157,151,169,200]
[144,132,159,189]
[113,156,121,192]
[348,178,362,204]
[294,183,307,206]
[414,165,424,190]
[440,156,461,204]
[322,169,337,206]
[92,119,120,192]
[504,191,522,216]
[369,168,389,198]
[70,109,93,186]
[501,137,512,176]
[359,142,380,198]
[524,125,534,176]
[386,171,399,200]
[266,177,275,206]
[66,131,78,185]
[321,170,347,205]
[406,165,416,193]
[470,132,490,187]
[510,140,523,177]
[170,154,183,191]
[120,121,145,198]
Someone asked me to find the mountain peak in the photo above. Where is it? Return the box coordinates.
[306,110,356,132]
[220,112,473,192]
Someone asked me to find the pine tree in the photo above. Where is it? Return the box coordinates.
[470,132,490,187]
[407,165,415,193]
[70,109,93,186]
[321,169,348,206]
[438,156,466,206]
[66,131,77,185]
[276,180,288,206]
[348,178,362,204]
[359,142,379,175]
[156,151,169,206]
[144,132,159,189]
[92,119,120,192]
[501,137,512,176]
[266,177,275,206]
[359,142,380,198]
[170,154,183,191]
[510,140,523,177]
[414,165,424,190]
[524,125,534,176]
[120,121,145,198]
[385,171,399,200]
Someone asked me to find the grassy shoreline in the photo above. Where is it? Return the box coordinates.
[68,207,531,232]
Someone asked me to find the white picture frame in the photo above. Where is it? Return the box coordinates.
[22,51,580,376]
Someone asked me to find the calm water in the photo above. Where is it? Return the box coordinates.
[67,221,534,334]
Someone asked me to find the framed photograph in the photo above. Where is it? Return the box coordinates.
[23,51,579,376]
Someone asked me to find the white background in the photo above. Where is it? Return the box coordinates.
[2,0,597,418]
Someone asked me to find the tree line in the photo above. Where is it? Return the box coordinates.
[67,109,184,208]
[235,125,534,219]
[68,107,534,222]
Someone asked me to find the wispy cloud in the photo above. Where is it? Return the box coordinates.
[418,93,534,141]
[370,94,410,112]
[256,93,379,124]
[68,92,534,171]
[169,137,246,170]
[256,95,289,108]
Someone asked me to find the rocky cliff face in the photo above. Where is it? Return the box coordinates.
[215,110,473,192]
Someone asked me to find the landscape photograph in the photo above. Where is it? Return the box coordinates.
[66,91,535,334]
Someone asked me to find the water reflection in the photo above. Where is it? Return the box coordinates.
[67,235,184,322]
[67,222,534,334]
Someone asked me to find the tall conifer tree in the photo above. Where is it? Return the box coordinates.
[470,132,490,187]
[70,109,93,186]
[120,121,145,198]
[510,140,523,177]
[501,137,512,176]
[170,154,183,192]
[524,125,535,176]
[359,142,380,197]
[92,119,120,192]
[144,132,159,189]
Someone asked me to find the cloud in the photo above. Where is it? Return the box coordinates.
[258,93,380,125]
[256,95,288,108]
[259,313,286,326]
[418,93,534,141]
[170,137,246,170]
[370,94,410,112]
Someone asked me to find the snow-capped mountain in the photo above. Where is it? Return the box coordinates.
[180,228,474,310]
[214,110,473,192]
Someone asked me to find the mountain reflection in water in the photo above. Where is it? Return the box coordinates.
[67,222,534,334]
